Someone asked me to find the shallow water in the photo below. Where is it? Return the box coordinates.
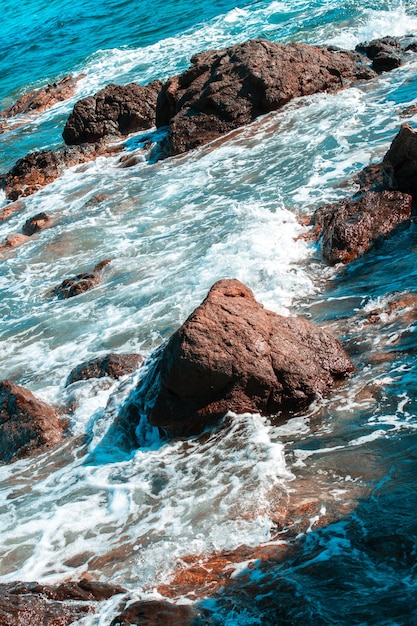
[1,0,417,623]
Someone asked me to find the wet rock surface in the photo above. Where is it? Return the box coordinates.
[66,353,143,386]
[312,190,412,264]
[381,123,417,200]
[155,39,375,157]
[110,599,211,625]
[0,144,120,201]
[120,279,353,439]
[356,36,402,72]
[0,75,83,120]
[0,380,63,463]
[22,212,52,236]
[0,579,126,626]
[63,80,162,145]
[49,259,112,299]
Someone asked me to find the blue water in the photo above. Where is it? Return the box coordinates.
[1,0,417,624]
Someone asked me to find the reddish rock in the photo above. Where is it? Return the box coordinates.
[0,200,25,222]
[155,39,375,157]
[63,80,162,145]
[22,212,52,236]
[110,600,210,626]
[312,190,412,264]
[66,353,143,386]
[0,579,126,626]
[381,123,417,199]
[0,233,30,250]
[0,75,84,119]
[49,259,112,299]
[0,380,63,463]
[120,279,353,439]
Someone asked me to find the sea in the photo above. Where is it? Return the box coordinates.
[1,0,417,623]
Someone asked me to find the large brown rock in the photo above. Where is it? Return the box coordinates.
[0,580,126,626]
[49,259,112,299]
[0,380,63,463]
[120,279,353,439]
[63,80,162,145]
[155,39,375,157]
[381,123,417,199]
[66,353,143,386]
[110,599,211,626]
[312,190,412,264]
[0,144,118,201]
[0,75,83,120]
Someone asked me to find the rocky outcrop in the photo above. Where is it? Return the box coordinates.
[0,144,120,201]
[119,279,353,439]
[155,39,376,157]
[356,36,402,72]
[48,259,112,299]
[66,353,143,386]
[0,233,30,251]
[0,75,83,121]
[22,212,52,236]
[0,380,63,463]
[0,579,126,626]
[63,80,162,145]
[110,600,211,626]
[312,190,412,264]
[0,200,25,222]
[381,123,417,199]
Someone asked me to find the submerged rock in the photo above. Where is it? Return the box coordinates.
[66,353,143,386]
[155,39,375,157]
[0,75,83,120]
[0,380,63,463]
[49,259,112,299]
[0,579,126,626]
[120,279,353,439]
[63,80,162,145]
[0,233,30,251]
[312,190,412,264]
[110,599,211,626]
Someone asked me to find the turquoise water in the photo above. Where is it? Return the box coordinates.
[1,0,417,624]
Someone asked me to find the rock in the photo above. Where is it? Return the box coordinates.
[0,233,30,250]
[119,279,353,439]
[381,123,417,199]
[0,579,126,626]
[356,36,402,72]
[110,600,211,626]
[0,380,63,463]
[0,75,84,119]
[22,212,52,236]
[49,259,112,299]
[66,353,143,386]
[63,80,162,145]
[0,200,25,222]
[155,39,375,157]
[0,143,119,201]
[312,190,412,265]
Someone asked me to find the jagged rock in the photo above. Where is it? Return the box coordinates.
[110,600,211,626]
[356,36,402,72]
[63,80,162,145]
[381,123,417,199]
[0,144,120,201]
[0,380,63,463]
[312,190,412,265]
[66,353,143,386]
[0,75,84,119]
[22,212,51,236]
[49,259,112,299]
[0,579,126,626]
[119,279,353,439]
[155,39,376,157]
